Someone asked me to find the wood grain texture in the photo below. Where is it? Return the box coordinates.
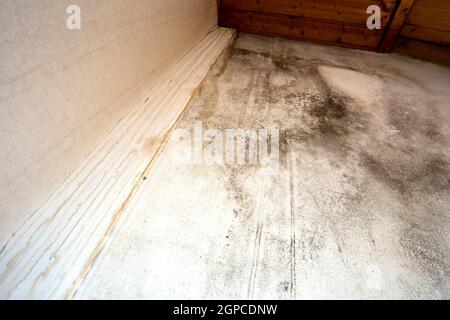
[218,0,397,50]
[393,37,450,67]
[392,0,450,64]
[400,0,450,45]
[219,9,383,50]
[401,24,450,45]
[220,0,396,26]
[378,0,416,52]
[0,28,235,300]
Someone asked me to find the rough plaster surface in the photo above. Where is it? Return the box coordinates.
[0,0,218,245]
[76,34,450,300]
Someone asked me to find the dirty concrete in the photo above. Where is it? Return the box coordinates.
[75,34,450,299]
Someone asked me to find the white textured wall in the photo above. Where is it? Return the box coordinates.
[0,0,217,245]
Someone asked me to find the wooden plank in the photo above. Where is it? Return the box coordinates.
[401,25,450,46]
[405,0,450,32]
[400,0,450,45]
[378,0,416,52]
[393,37,450,66]
[219,9,383,50]
[219,0,396,27]
[217,0,221,22]
[0,28,235,300]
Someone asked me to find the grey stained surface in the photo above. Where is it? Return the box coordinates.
[76,34,450,299]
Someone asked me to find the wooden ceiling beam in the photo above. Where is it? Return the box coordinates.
[378,0,416,52]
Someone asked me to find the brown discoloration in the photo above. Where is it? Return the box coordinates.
[190,37,238,123]
[233,48,271,59]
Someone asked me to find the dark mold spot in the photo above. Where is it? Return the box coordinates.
[278,281,291,293]
[233,47,271,59]
[307,95,346,120]
[359,152,450,196]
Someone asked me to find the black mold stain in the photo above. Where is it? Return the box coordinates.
[277,84,361,165]
[359,152,450,196]
[233,47,271,59]
[169,34,450,299]
[191,41,374,197]
[181,38,450,292]
[188,37,450,201]
[235,48,364,160]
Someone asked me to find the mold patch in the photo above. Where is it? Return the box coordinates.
[176,35,450,298]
